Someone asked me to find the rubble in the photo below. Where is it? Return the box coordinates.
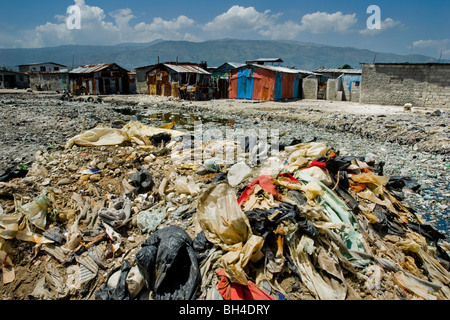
[0,92,449,300]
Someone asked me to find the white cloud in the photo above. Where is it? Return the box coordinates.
[135,15,194,32]
[203,5,275,32]
[17,0,198,47]
[413,39,450,49]
[259,21,303,40]
[412,39,450,58]
[298,11,358,34]
[110,8,136,29]
[360,18,401,35]
[133,15,196,43]
[8,3,410,49]
[204,7,359,40]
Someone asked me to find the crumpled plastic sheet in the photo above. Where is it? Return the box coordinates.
[197,181,264,285]
[65,121,185,148]
[19,188,53,231]
[98,196,132,228]
[294,171,367,258]
[136,206,167,233]
[350,172,390,196]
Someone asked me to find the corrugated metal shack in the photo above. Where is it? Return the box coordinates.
[229,64,316,101]
[69,63,130,95]
[212,62,245,99]
[146,62,213,101]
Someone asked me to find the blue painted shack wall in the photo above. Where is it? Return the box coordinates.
[292,74,301,99]
[340,74,361,93]
[237,67,254,99]
[274,72,283,100]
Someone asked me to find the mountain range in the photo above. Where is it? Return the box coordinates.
[1,39,447,72]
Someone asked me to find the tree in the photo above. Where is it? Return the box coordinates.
[340,64,353,70]
[1,65,15,72]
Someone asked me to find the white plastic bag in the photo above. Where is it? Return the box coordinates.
[196,181,264,284]
[227,162,252,187]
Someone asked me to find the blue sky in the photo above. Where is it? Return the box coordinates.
[0,0,449,58]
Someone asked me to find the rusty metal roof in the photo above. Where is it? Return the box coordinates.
[164,64,210,75]
[18,62,67,67]
[249,64,319,75]
[69,63,116,74]
[246,58,284,64]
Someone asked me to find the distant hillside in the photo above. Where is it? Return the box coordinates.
[0,39,447,71]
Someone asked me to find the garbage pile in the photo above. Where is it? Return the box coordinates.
[0,120,449,300]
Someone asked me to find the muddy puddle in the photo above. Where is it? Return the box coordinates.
[114,107,236,131]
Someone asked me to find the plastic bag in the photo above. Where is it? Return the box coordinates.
[350,172,390,196]
[65,127,128,149]
[198,181,252,247]
[301,166,333,188]
[136,226,200,300]
[238,175,280,207]
[174,176,200,196]
[65,121,184,148]
[19,189,52,230]
[386,176,421,192]
[98,196,132,228]
[284,142,330,159]
[137,207,167,233]
[95,261,132,300]
[216,269,275,300]
[227,162,252,187]
[203,157,220,173]
[294,171,367,255]
[197,181,264,284]
[129,169,154,195]
[325,156,363,173]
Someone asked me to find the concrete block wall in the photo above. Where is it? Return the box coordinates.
[351,82,360,102]
[302,78,318,100]
[326,79,338,101]
[360,63,450,108]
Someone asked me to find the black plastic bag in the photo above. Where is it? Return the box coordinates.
[278,138,303,151]
[272,203,319,239]
[245,208,275,238]
[386,176,421,192]
[245,202,319,239]
[136,226,200,300]
[373,204,405,236]
[288,190,308,207]
[326,156,364,173]
[328,171,360,213]
[150,132,172,147]
[406,222,446,242]
[129,169,154,194]
[0,166,28,182]
[192,231,214,263]
[95,261,132,300]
